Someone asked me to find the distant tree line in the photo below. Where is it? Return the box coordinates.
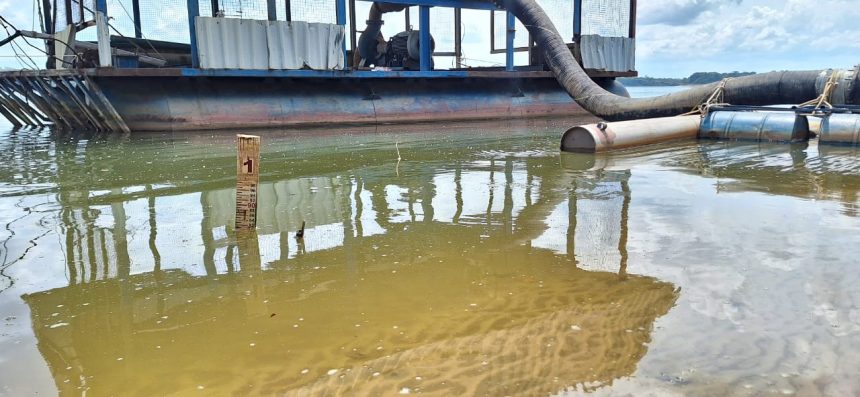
[619,71,756,86]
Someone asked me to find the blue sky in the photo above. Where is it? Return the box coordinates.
[634,0,860,77]
[0,0,857,77]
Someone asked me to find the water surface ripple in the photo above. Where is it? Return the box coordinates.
[0,118,858,396]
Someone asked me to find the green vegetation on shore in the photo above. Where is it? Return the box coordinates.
[619,71,756,86]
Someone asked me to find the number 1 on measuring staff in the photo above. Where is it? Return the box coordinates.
[236,135,261,230]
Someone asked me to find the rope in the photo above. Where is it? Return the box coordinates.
[680,78,730,116]
[798,71,839,116]
[677,72,844,118]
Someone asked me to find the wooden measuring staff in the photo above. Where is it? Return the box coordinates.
[235,134,261,230]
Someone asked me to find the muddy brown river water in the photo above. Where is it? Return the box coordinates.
[0,117,859,396]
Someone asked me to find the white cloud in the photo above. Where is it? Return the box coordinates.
[636,0,860,76]
[639,0,742,26]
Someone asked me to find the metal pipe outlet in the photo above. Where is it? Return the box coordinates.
[561,115,702,152]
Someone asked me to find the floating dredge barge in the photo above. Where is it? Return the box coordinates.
[0,0,637,132]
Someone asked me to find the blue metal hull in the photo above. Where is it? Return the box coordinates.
[0,69,587,131]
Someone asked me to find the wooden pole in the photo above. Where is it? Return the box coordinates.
[64,0,73,25]
[187,0,200,68]
[629,0,637,39]
[267,0,277,21]
[349,0,356,67]
[419,6,430,71]
[235,134,261,230]
[404,7,410,28]
[132,0,142,38]
[505,11,515,71]
[96,11,112,67]
[336,0,347,68]
[454,8,461,68]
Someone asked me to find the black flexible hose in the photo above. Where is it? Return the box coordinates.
[504,0,854,121]
[357,3,407,64]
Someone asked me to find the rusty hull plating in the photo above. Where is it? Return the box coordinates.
[0,68,588,132]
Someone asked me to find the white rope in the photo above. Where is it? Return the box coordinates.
[680,78,730,117]
[798,71,839,116]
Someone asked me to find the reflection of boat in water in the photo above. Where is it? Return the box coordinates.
[16,125,680,395]
[14,123,860,395]
[5,121,860,395]
[24,241,677,395]
[561,139,860,216]
[686,142,860,216]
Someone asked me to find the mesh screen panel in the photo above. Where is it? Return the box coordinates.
[140,1,190,42]
[106,0,137,37]
[492,0,574,50]
[54,0,93,32]
[539,0,573,40]
[581,0,630,37]
[429,7,454,53]
[492,11,528,50]
[45,0,624,51]
[202,0,268,19]
[290,0,337,23]
[49,0,336,44]
[200,0,336,23]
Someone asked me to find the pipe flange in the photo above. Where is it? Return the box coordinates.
[816,68,858,105]
[838,67,858,105]
[849,64,860,105]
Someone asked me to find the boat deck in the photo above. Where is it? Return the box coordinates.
[0,67,635,79]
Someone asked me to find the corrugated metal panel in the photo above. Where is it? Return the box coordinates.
[197,17,268,69]
[197,17,344,70]
[309,22,345,70]
[581,35,635,73]
[267,21,306,70]
[268,21,345,70]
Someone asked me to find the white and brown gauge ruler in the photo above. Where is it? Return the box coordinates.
[235,134,260,230]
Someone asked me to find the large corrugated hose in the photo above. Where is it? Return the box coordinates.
[504,0,860,121]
